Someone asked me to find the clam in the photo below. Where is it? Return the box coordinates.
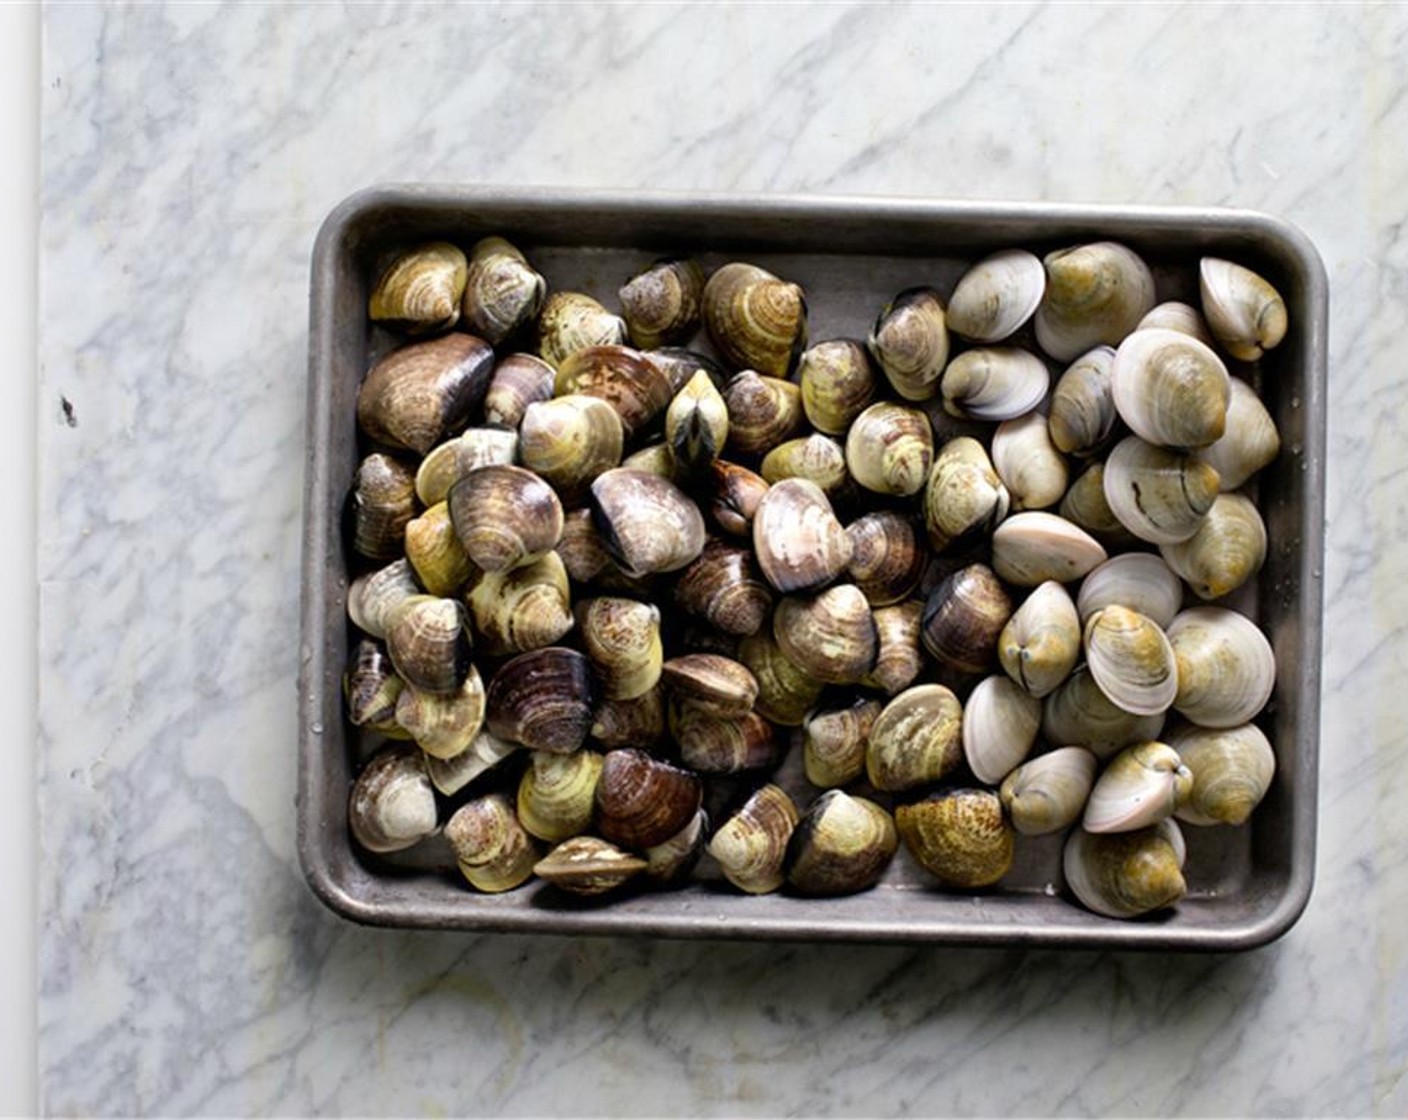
[798,338,879,434]
[999,747,1098,835]
[867,287,949,401]
[343,638,406,734]
[369,241,468,334]
[1058,461,1135,548]
[485,646,596,753]
[846,511,925,607]
[896,789,1014,889]
[707,783,800,894]
[404,501,475,597]
[1102,435,1220,545]
[619,258,704,349]
[862,600,925,696]
[1166,607,1275,728]
[1034,241,1156,362]
[708,460,770,538]
[1047,345,1119,458]
[722,371,806,456]
[702,261,807,377]
[1160,492,1267,601]
[737,631,826,727]
[921,563,1013,679]
[997,580,1081,699]
[865,683,964,792]
[1075,553,1183,630]
[385,595,474,695]
[774,584,878,685]
[533,836,648,896]
[963,674,1042,784]
[517,749,604,843]
[1063,819,1187,918]
[554,344,674,439]
[351,453,418,562]
[1195,377,1281,491]
[673,539,774,637]
[555,508,613,585]
[941,347,1049,422]
[1083,740,1193,833]
[466,552,573,656]
[1083,605,1178,717]
[447,464,564,573]
[1137,301,1215,347]
[444,793,538,893]
[395,666,487,759]
[619,442,678,482]
[595,748,702,850]
[590,685,668,750]
[844,401,934,497]
[924,436,1011,551]
[645,347,728,395]
[991,512,1107,586]
[800,698,883,789]
[946,248,1045,343]
[660,654,759,718]
[461,236,547,346]
[760,434,851,501]
[347,558,421,640]
[535,291,628,369]
[786,791,898,896]
[518,394,624,505]
[1041,666,1166,761]
[424,728,518,797]
[482,352,556,430]
[356,333,494,454]
[991,409,1068,510]
[590,467,707,576]
[1199,258,1288,361]
[577,596,664,701]
[671,703,778,774]
[667,369,730,478]
[348,744,438,854]
[752,478,854,594]
[1111,328,1230,450]
[1169,721,1276,827]
[644,808,709,886]
[414,427,520,506]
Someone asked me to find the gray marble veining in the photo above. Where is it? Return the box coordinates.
[37,2,1408,1116]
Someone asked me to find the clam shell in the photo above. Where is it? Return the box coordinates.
[924,436,1010,551]
[535,291,628,370]
[517,749,604,843]
[414,427,520,506]
[702,261,807,378]
[707,784,800,894]
[1199,258,1288,361]
[946,248,1045,343]
[351,453,418,562]
[577,596,664,702]
[369,241,467,334]
[1082,740,1193,833]
[774,584,878,685]
[424,729,518,797]
[867,286,949,401]
[799,338,879,434]
[519,394,624,506]
[1062,820,1187,918]
[752,478,854,594]
[671,704,778,774]
[447,464,564,573]
[554,344,674,439]
[761,433,850,500]
[343,639,406,733]
[1166,607,1275,728]
[385,595,474,696]
[1110,327,1231,450]
[962,674,1042,785]
[737,631,824,727]
[533,836,647,896]
[349,744,438,854]
[1083,605,1178,717]
[1102,435,1220,545]
[482,352,556,430]
[445,793,539,893]
[660,654,759,719]
[1159,492,1267,601]
[1034,241,1156,363]
[1075,553,1183,629]
[395,666,487,760]
[991,408,1069,511]
[404,501,475,598]
[1047,345,1118,458]
[356,333,494,454]
[645,347,728,395]
[1195,376,1281,491]
[1041,666,1167,761]
[709,460,770,538]
[941,346,1049,422]
[590,467,706,577]
[462,236,546,346]
[997,580,1081,698]
[673,539,774,637]
[800,699,883,789]
[1136,301,1215,348]
[785,791,898,897]
[866,683,964,792]
[722,370,806,456]
[554,508,612,585]
[1059,461,1136,549]
[467,552,574,657]
[844,401,934,497]
[1168,721,1276,826]
[485,646,596,753]
[896,789,1014,888]
[619,258,704,350]
[991,512,1107,587]
[590,685,668,751]
[667,369,731,478]
[644,808,709,886]
[921,563,1013,679]
[595,748,703,850]
[862,600,925,696]
[845,511,926,607]
[1000,746,1098,836]
[348,558,421,641]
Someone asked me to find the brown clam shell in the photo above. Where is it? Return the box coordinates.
[670,701,778,774]
[384,595,474,696]
[356,333,495,454]
[554,344,675,439]
[672,539,774,637]
[798,338,878,435]
[737,631,825,727]
[461,236,546,346]
[846,511,926,607]
[708,460,770,538]
[533,836,648,896]
[786,791,898,897]
[896,789,1015,889]
[920,562,1014,680]
[865,683,964,792]
[595,748,703,850]
[660,654,759,718]
[368,241,468,334]
[589,468,707,577]
[485,646,596,754]
[483,352,556,430]
[773,584,878,686]
[702,262,807,378]
[722,371,806,456]
[535,291,628,369]
[752,478,853,595]
[590,684,668,750]
[706,783,800,894]
[576,596,664,701]
[800,698,883,789]
[862,600,925,696]
[351,452,418,562]
[619,258,705,350]
[447,464,565,574]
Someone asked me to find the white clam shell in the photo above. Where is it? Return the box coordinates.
[1076,553,1183,629]
[991,512,1107,587]
[1042,666,1166,760]
[1136,301,1216,347]
[940,346,1049,422]
[946,249,1046,343]
[1196,377,1281,491]
[991,409,1068,511]
[1160,493,1267,601]
[1111,328,1231,450]
[1199,258,1288,362]
[924,435,1011,551]
[1167,607,1275,728]
[962,674,1042,785]
[1082,740,1193,833]
[1102,435,1221,545]
[1000,746,1098,835]
[1047,345,1118,457]
[1168,721,1276,827]
[1034,242,1156,363]
[998,580,1081,698]
[1063,819,1187,919]
[1083,605,1178,717]
[348,558,422,640]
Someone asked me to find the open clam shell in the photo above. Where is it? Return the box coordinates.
[1166,607,1276,728]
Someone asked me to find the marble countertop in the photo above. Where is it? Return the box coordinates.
[37,3,1407,1116]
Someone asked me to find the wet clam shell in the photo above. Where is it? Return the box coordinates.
[1047,345,1119,457]
[356,333,495,455]
[1041,666,1166,761]
[1000,746,1098,836]
[707,783,800,895]
[462,236,546,346]
[1102,435,1220,545]
[963,674,1042,785]
[1199,258,1288,361]
[997,580,1081,699]
[533,835,648,896]
[924,436,1010,552]
[1082,740,1193,833]
[991,512,1107,587]
[946,249,1045,344]
[896,789,1015,889]
[1083,605,1178,718]
[752,478,854,595]
[351,453,418,562]
[867,287,949,402]
[786,791,898,897]
[369,241,467,334]
[590,467,707,577]
[1075,553,1183,630]
[485,646,596,754]
[447,464,565,573]
[865,683,964,792]
[673,538,774,637]
[773,583,878,685]
[619,258,704,350]
[1169,721,1276,827]
[1034,241,1156,363]
[445,792,539,893]
[798,338,879,434]
[596,749,703,850]
[703,261,808,378]
[844,401,934,497]
[800,699,883,789]
[535,291,629,370]
[941,346,1049,422]
[1166,607,1275,729]
[1063,820,1187,919]
[1110,327,1230,451]
[348,744,438,854]
[1160,492,1267,602]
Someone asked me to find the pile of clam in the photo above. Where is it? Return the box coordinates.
[342,234,1288,920]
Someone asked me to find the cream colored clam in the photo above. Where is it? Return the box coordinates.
[1047,346,1118,458]
[1111,328,1231,450]
[924,436,1010,551]
[1160,493,1267,601]
[1168,721,1276,826]
[1199,258,1288,361]
[1083,605,1178,717]
[940,347,1049,422]
[1082,740,1193,833]
[962,674,1041,784]
[1042,666,1166,760]
[997,580,1080,698]
[946,249,1045,343]
[1076,553,1183,629]
[1167,607,1275,728]
[1063,819,1187,919]
[1102,435,1220,545]
[991,512,1107,586]
[1196,377,1281,490]
[1000,747,1097,835]
[1136,301,1215,347]
[1034,242,1156,362]
[991,409,1068,511]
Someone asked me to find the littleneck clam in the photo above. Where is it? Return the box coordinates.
[946,249,1045,343]
[862,600,925,696]
[867,287,949,401]
[1059,461,1134,548]
[1137,301,1215,347]
[962,674,1041,785]
[800,699,883,788]
[348,744,439,854]
[708,460,770,538]
[673,539,774,637]
[707,783,800,894]
[1034,241,1156,362]
[991,409,1069,510]
[924,436,1011,551]
[554,344,675,439]
[1159,492,1267,601]
[404,501,474,597]
[737,631,825,727]
[1083,605,1178,717]
[844,401,934,497]
[1166,607,1275,728]
[773,583,878,685]
[866,683,964,792]
[723,371,806,456]
[595,749,703,850]
[395,666,486,759]
[703,261,808,378]
[518,394,624,505]
[799,339,879,434]
[444,793,538,893]
[482,352,556,430]
[990,512,1107,586]
[921,563,1013,680]
[941,346,1049,422]
[761,433,851,500]
[424,728,518,797]
[786,791,898,896]
[752,478,854,594]
[1076,553,1183,630]
[385,595,474,695]
[369,241,468,334]
[577,597,664,701]
[414,427,520,506]
[590,468,707,577]
[997,580,1081,699]
[644,808,709,886]
[1063,819,1187,919]
[348,558,420,640]
[1110,328,1230,450]
[671,704,778,774]
[619,258,704,349]
[517,749,604,843]
[533,836,648,896]
[667,370,731,479]
[1041,666,1166,761]
[467,552,574,657]
[1199,257,1288,361]
[590,686,668,751]
[1082,740,1194,833]
[1168,721,1276,827]
[351,453,418,562]
[461,236,547,346]
[343,639,406,735]
[1047,346,1118,457]
[1102,435,1220,545]
[448,464,565,573]
[485,646,596,754]
[1196,376,1281,491]
[535,291,629,369]
[1000,747,1098,836]
[356,333,495,455]
[845,511,926,607]
[660,654,759,719]
[896,789,1015,889]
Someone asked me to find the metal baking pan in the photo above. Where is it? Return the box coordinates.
[298,185,1326,950]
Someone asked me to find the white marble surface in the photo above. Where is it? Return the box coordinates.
[36,3,1408,1116]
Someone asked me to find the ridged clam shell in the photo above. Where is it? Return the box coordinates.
[991,512,1107,587]
[343,638,406,733]
[667,370,731,478]
[351,453,417,562]
[535,291,628,370]
[590,685,668,750]
[844,401,934,497]
[867,287,949,401]
[799,339,879,434]
[644,808,709,886]
[590,468,706,577]
[424,729,518,797]
[645,347,728,395]
[533,836,647,896]
[673,539,773,637]
[348,744,438,854]
[671,703,778,774]
[445,793,538,893]
[761,433,850,500]
[554,344,674,439]
[846,511,925,607]
[800,699,883,789]
[962,674,1042,784]
[385,595,474,696]
[991,408,1068,511]
[1047,345,1118,457]
[1063,820,1187,918]
[737,631,824,727]
[348,558,421,641]
[866,683,964,792]
[660,654,759,718]
[1083,740,1193,833]
[1160,493,1267,601]
[485,646,596,753]
[1199,258,1288,362]
[414,427,519,506]
[577,597,664,701]
[404,501,475,598]
[946,249,1045,343]
[1136,301,1215,348]
[619,258,704,350]
[356,333,494,455]
[1083,605,1178,717]
[774,584,878,685]
[466,552,573,657]
[862,600,925,696]
[753,478,854,594]
[519,394,624,505]
[448,464,565,574]
[941,346,1049,422]
[595,748,703,850]
[998,580,1081,698]
[1034,242,1156,363]
[395,666,487,760]
[462,237,546,346]
[1169,721,1276,827]
[1102,435,1220,545]
[924,436,1010,551]
[517,749,603,843]
[703,262,807,377]
[482,352,556,430]
[921,563,1013,679]
[785,791,898,897]
[1076,553,1183,629]
[1059,461,1136,549]
[709,460,770,538]
[896,789,1014,888]
[1195,377,1281,491]
[1167,607,1276,728]
[1041,666,1167,761]
[1000,746,1098,836]
[722,371,806,456]
[369,241,467,334]
[707,784,800,894]
[1111,328,1231,450]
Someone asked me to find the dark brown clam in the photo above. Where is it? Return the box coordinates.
[722,371,806,456]
[645,347,729,395]
[482,352,556,430]
[786,791,898,896]
[356,333,494,454]
[671,702,779,774]
[589,468,707,577]
[554,344,675,439]
[846,511,925,607]
[708,460,770,538]
[896,789,1015,889]
[737,631,824,727]
[447,464,564,573]
[920,563,1014,680]
[773,584,878,685]
[706,783,800,894]
[533,836,648,896]
[461,236,547,346]
[702,262,807,378]
[799,698,883,789]
[798,338,878,435]
[590,684,668,750]
[351,453,418,562]
[619,258,705,349]
[672,539,774,637]
[536,291,628,369]
[660,654,759,718]
[343,638,406,735]
[752,478,853,594]
[577,597,664,701]
[485,646,596,754]
[595,748,703,850]
[384,594,474,695]
[555,507,613,584]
